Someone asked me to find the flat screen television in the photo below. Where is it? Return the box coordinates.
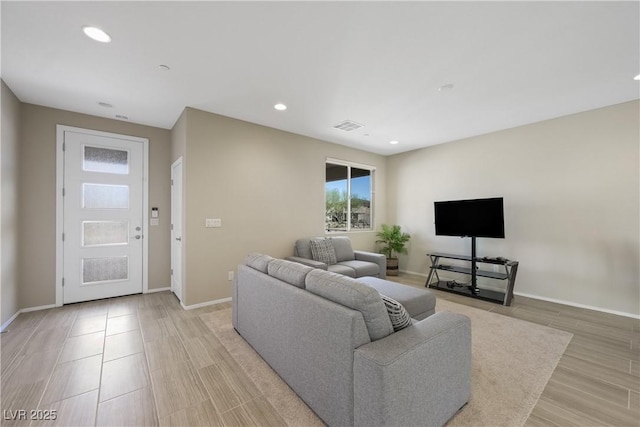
[434,197,505,238]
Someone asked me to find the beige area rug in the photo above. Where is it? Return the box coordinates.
[201,300,572,427]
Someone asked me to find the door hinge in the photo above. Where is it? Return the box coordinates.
[170,224,173,231]
[171,179,174,185]
[62,233,65,241]
[62,278,65,287]
[170,269,173,275]
[62,142,66,152]
[62,188,65,197]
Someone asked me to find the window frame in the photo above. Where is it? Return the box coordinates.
[325,158,376,233]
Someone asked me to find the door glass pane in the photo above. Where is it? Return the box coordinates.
[83,221,129,246]
[83,184,129,209]
[82,257,128,284]
[83,146,129,174]
[325,163,348,231]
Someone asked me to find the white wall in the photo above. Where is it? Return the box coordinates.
[17,103,172,309]
[387,101,639,316]
[174,108,388,306]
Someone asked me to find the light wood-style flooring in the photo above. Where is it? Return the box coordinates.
[1,274,639,426]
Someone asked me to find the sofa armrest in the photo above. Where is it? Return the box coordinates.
[354,251,387,279]
[285,256,328,270]
[353,311,471,427]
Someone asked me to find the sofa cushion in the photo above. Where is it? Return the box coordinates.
[267,259,313,289]
[245,252,274,273]
[306,269,393,341]
[380,294,412,331]
[357,276,436,321]
[328,264,356,277]
[331,236,355,262]
[338,260,380,277]
[294,239,313,259]
[310,238,337,265]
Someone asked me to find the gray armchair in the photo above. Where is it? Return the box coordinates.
[287,236,386,279]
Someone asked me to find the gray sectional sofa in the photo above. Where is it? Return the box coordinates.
[233,253,472,427]
[287,236,387,278]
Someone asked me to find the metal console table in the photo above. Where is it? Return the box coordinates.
[425,252,519,306]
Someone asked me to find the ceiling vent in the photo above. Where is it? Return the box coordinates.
[333,120,364,132]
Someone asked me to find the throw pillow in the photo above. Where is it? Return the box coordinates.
[380,294,412,332]
[309,238,337,266]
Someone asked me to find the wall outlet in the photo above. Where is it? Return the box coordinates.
[228,271,234,281]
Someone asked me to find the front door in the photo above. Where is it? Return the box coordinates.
[62,128,145,303]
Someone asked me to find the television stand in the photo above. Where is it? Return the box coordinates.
[425,250,519,306]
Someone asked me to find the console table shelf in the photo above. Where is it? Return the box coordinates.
[426,252,519,306]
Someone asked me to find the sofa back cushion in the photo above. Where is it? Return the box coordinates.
[294,239,313,259]
[267,259,313,288]
[331,236,356,262]
[245,252,274,273]
[310,238,337,265]
[306,269,393,341]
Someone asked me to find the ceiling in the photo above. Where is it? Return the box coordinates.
[2,1,639,156]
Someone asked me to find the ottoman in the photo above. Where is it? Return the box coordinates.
[357,276,436,321]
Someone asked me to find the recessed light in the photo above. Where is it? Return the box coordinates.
[97,101,113,108]
[634,74,640,81]
[389,140,399,145]
[159,64,171,71]
[82,26,111,43]
[274,103,287,111]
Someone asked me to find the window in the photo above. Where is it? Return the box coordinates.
[325,159,374,232]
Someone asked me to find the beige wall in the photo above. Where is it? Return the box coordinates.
[19,103,172,309]
[387,100,640,316]
[1,81,21,326]
[176,108,387,306]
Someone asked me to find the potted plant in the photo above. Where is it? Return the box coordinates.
[376,224,411,276]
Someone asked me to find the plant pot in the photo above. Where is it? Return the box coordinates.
[386,257,399,276]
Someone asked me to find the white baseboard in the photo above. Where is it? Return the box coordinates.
[1,311,21,332]
[401,269,640,320]
[1,303,57,332]
[21,303,57,313]
[180,297,232,311]
[514,292,640,320]
[145,287,171,294]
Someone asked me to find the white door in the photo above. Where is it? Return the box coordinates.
[62,130,144,303]
[171,158,183,301]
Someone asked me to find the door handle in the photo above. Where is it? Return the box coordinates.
[131,235,141,240]
[175,237,182,241]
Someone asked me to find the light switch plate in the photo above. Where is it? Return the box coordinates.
[205,218,222,228]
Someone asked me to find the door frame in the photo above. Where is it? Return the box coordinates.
[55,125,150,307]
[170,157,184,302]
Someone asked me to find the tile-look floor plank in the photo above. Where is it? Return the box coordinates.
[158,399,223,427]
[58,331,105,363]
[103,330,144,362]
[149,360,209,419]
[33,389,99,427]
[106,313,139,336]
[41,354,102,405]
[219,396,287,427]
[100,353,150,402]
[69,314,107,337]
[96,386,158,427]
